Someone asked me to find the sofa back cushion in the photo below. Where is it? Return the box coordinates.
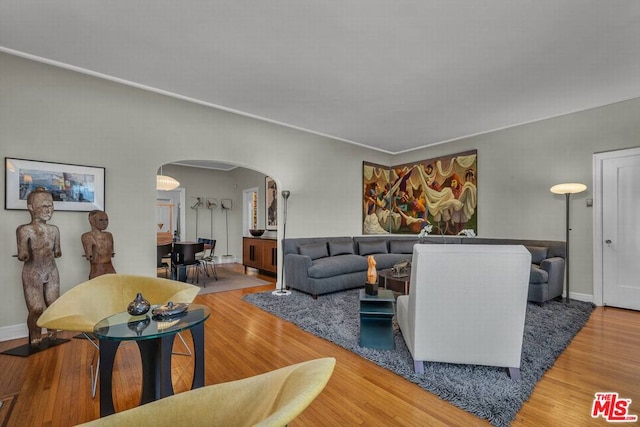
[358,240,388,256]
[526,246,549,264]
[299,243,329,260]
[328,241,355,256]
[389,240,418,254]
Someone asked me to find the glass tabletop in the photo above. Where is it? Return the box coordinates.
[93,303,210,341]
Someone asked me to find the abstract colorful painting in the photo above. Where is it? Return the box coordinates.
[363,150,477,235]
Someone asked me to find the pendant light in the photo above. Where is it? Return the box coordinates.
[157,166,180,191]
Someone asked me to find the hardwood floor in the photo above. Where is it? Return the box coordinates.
[1,264,638,426]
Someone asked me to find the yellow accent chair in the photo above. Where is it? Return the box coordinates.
[37,274,200,397]
[76,357,336,427]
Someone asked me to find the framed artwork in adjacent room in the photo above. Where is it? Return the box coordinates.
[5,157,105,212]
[266,176,277,230]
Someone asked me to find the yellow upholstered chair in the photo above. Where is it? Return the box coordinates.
[38,274,200,397]
[76,357,336,427]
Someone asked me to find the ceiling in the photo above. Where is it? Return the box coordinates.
[2,1,640,154]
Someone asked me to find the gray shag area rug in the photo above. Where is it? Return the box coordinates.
[244,289,595,427]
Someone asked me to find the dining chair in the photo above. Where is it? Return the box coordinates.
[197,238,218,281]
[156,243,173,278]
[173,242,205,284]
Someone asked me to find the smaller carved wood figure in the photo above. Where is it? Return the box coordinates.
[81,210,116,279]
[367,255,377,284]
[16,188,61,347]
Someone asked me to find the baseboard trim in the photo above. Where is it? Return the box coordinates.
[569,292,594,304]
[0,324,27,343]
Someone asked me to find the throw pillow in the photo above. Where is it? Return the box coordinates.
[358,240,388,256]
[328,241,354,256]
[526,246,549,264]
[299,243,329,260]
[389,240,418,254]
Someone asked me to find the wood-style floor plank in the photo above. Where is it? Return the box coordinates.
[0,264,638,426]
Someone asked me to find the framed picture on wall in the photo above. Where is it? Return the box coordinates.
[362,149,477,235]
[266,176,277,230]
[5,157,105,211]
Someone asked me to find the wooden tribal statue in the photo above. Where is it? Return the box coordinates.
[81,210,116,279]
[16,188,61,347]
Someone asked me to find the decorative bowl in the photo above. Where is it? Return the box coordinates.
[249,229,265,237]
[152,301,188,319]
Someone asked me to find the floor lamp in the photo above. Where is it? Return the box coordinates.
[221,199,233,259]
[550,182,587,303]
[273,190,292,296]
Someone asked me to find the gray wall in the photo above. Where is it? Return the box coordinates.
[396,99,640,301]
[0,53,390,336]
[1,51,639,336]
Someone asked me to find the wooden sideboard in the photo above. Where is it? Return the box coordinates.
[242,237,277,274]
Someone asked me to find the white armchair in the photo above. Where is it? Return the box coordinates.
[396,244,531,379]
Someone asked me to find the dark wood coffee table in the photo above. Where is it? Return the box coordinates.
[378,269,410,294]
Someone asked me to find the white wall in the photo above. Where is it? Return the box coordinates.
[396,99,640,300]
[2,51,640,336]
[0,52,390,335]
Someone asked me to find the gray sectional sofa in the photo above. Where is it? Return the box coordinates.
[282,235,566,303]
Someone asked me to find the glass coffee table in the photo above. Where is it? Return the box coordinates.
[359,288,395,350]
[93,304,210,417]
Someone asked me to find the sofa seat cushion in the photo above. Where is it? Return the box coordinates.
[308,255,368,279]
[530,265,549,284]
[373,253,413,270]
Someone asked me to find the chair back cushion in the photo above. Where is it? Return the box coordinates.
[75,358,336,427]
[399,244,531,369]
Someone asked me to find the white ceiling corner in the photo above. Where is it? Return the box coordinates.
[1,1,640,155]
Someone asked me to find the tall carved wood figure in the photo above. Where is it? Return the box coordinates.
[81,210,116,279]
[16,188,61,347]
[367,255,377,284]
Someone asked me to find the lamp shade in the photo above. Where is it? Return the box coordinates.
[550,183,587,195]
[156,174,180,191]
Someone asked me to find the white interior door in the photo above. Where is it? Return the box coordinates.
[601,150,640,310]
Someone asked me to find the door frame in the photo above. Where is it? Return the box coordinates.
[592,146,640,306]
[157,187,186,241]
[243,187,259,236]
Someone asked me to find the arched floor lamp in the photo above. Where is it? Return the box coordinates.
[273,190,292,296]
[550,182,587,303]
